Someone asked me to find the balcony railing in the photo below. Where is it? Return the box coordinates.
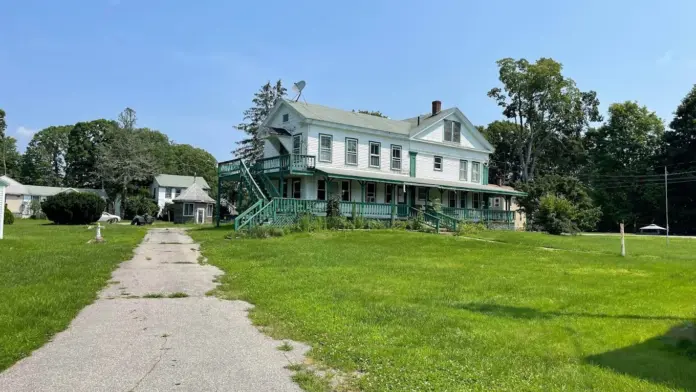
[252,155,316,173]
[219,159,242,177]
[442,207,515,222]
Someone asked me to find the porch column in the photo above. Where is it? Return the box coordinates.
[215,176,221,227]
[390,183,396,226]
[279,173,285,199]
[438,188,444,207]
[506,195,512,224]
[484,193,490,222]
[359,181,366,216]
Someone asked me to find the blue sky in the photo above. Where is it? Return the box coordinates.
[2,0,695,160]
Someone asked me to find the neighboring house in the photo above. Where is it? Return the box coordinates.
[169,182,215,224]
[0,176,107,218]
[219,99,526,230]
[150,174,211,217]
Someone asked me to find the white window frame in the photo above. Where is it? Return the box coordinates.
[369,142,381,168]
[165,187,172,198]
[418,187,427,201]
[448,191,456,208]
[472,162,481,183]
[459,160,468,181]
[434,156,443,171]
[183,203,194,216]
[385,184,393,203]
[292,134,302,155]
[472,193,481,209]
[493,197,501,208]
[345,138,358,166]
[207,204,213,217]
[319,134,332,163]
[444,120,462,144]
[341,180,351,201]
[391,145,402,171]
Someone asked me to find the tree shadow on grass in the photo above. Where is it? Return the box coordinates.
[454,302,691,322]
[586,333,696,391]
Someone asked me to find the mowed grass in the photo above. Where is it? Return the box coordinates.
[0,220,146,371]
[191,229,696,391]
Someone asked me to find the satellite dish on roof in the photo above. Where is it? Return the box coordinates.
[292,80,306,102]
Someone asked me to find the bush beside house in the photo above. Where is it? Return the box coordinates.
[42,192,106,224]
[4,204,14,225]
[123,195,158,219]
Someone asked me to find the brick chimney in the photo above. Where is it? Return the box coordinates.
[431,100,441,116]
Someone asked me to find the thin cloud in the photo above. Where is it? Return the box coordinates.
[15,126,36,139]
[657,50,673,65]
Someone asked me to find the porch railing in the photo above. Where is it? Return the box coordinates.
[273,198,409,218]
[219,158,242,177]
[442,207,515,223]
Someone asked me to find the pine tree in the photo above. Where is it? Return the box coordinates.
[233,80,286,162]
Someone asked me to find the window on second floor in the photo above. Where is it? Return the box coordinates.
[319,134,332,162]
[459,160,468,181]
[472,162,481,183]
[282,113,289,122]
[434,156,443,171]
[292,134,301,155]
[391,145,402,171]
[444,120,461,144]
[369,142,380,168]
[165,187,172,198]
[345,138,358,165]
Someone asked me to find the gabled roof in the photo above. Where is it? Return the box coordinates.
[0,178,8,187]
[154,174,210,190]
[282,100,413,135]
[1,176,106,197]
[268,99,494,152]
[174,182,215,203]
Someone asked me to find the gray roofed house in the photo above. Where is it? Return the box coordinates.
[153,174,210,190]
[169,182,215,224]
[1,176,107,218]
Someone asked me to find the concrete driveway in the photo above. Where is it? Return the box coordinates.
[0,228,307,392]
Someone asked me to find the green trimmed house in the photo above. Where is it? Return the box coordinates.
[219,99,526,231]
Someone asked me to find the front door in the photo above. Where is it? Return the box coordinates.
[196,208,205,224]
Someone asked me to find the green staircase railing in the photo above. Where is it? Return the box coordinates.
[237,199,277,231]
[426,207,458,231]
[410,207,441,233]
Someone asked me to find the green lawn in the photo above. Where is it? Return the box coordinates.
[191,229,696,391]
[0,220,146,371]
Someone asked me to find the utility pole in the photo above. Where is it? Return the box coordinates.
[664,166,669,246]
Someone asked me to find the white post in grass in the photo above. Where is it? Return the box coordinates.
[95,222,104,243]
[620,222,626,257]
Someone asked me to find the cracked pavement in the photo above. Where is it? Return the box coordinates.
[0,228,308,392]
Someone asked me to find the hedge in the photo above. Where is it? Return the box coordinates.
[42,192,106,225]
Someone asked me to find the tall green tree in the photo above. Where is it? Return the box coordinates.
[0,136,22,179]
[171,144,218,195]
[234,80,286,162]
[96,109,158,215]
[65,119,117,188]
[487,58,602,182]
[20,125,71,186]
[480,121,521,184]
[0,109,7,176]
[134,128,176,174]
[585,101,665,232]
[664,85,696,233]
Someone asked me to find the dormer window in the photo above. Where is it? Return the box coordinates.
[282,113,289,122]
[444,120,461,144]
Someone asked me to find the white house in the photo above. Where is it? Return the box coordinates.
[0,176,107,218]
[150,174,211,217]
[220,99,526,230]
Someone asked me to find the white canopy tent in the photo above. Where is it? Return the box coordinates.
[639,224,667,234]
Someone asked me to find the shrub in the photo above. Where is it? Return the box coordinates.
[536,194,579,235]
[431,197,442,213]
[29,200,45,219]
[366,220,386,230]
[454,222,487,236]
[353,215,366,229]
[327,216,352,230]
[326,194,341,218]
[4,204,14,225]
[124,195,159,219]
[295,213,325,232]
[391,220,407,230]
[42,192,106,225]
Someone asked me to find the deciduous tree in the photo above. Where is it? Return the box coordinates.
[487,58,602,182]
[65,119,117,188]
[20,125,71,186]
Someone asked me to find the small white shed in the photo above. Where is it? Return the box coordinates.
[0,177,8,239]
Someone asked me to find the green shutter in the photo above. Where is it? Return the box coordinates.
[483,165,489,185]
[409,152,417,177]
